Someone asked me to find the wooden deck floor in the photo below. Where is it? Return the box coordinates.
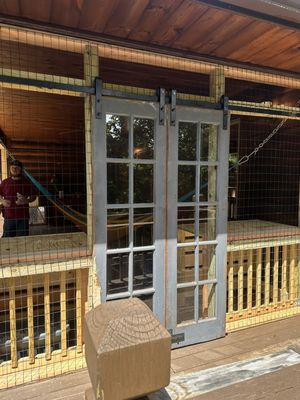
[0,315,300,400]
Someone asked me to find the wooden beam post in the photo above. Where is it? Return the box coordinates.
[209,66,225,103]
[84,44,98,255]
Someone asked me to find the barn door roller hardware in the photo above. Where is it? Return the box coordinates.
[95,78,102,119]
[159,88,166,126]
[170,89,177,126]
[221,95,229,130]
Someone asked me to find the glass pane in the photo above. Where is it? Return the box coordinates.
[199,283,216,319]
[177,246,195,283]
[134,208,153,246]
[178,165,196,202]
[178,122,197,161]
[134,164,153,203]
[199,206,216,241]
[177,287,194,324]
[200,166,217,202]
[177,206,195,243]
[107,163,129,204]
[107,253,129,295]
[134,294,153,311]
[133,118,154,159]
[199,245,216,280]
[106,114,129,158]
[107,209,129,249]
[133,250,153,290]
[200,124,218,161]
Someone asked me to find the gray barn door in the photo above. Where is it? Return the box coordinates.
[94,97,229,347]
[166,105,229,348]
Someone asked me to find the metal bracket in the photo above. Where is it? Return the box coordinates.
[168,329,185,344]
[170,89,176,126]
[159,88,166,126]
[221,95,229,130]
[95,78,102,119]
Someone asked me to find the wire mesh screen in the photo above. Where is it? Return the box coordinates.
[0,17,300,390]
[227,97,300,331]
[0,27,99,389]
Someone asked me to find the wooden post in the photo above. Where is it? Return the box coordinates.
[60,271,67,357]
[289,244,296,301]
[44,273,51,361]
[282,245,288,302]
[228,252,234,313]
[0,144,8,179]
[9,278,17,368]
[265,247,271,306]
[209,66,225,103]
[238,251,244,312]
[256,249,262,308]
[27,275,35,364]
[84,44,99,255]
[273,246,279,304]
[76,269,83,354]
[247,250,253,310]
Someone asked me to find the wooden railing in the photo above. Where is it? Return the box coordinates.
[226,244,300,331]
[0,263,99,389]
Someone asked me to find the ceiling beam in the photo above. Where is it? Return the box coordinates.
[196,0,300,31]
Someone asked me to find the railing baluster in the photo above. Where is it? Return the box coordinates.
[60,271,67,357]
[228,252,234,313]
[273,246,279,304]
[76,269,83,354]
[44,273,51,361]
[265,247,271,306]
[289,244,296,301]
[9,278,18,368]
[238,250,244,311]
[247,250,253,310]
[282,246,287,302]
[27,275,35,364]
[296,244,300,299]
[256,249,262,308]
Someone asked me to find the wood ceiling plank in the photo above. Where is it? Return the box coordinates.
[19,0,52,22]
[196,14,252,53]
[212,20,275,58]
[103,0,150,37]
[50,0,84,28]
[149,0,207,46]
[274,50,300,71]
[228,26,294,60]
[128,0,184,42]
[252,32,300,64]
[172,8,230,50]
[78,0,120,32]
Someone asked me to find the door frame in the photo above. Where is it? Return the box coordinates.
[166,105,229,347]
[93,93,229,346]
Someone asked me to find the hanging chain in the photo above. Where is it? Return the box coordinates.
[236,98,300,167]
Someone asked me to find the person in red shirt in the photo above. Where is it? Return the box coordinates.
[0,159,38,237]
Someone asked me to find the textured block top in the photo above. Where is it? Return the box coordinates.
[85,298,171,353]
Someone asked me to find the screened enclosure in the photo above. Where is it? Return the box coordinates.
[0,19,299,387]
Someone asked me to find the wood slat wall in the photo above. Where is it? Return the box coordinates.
[0,0,299,73]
